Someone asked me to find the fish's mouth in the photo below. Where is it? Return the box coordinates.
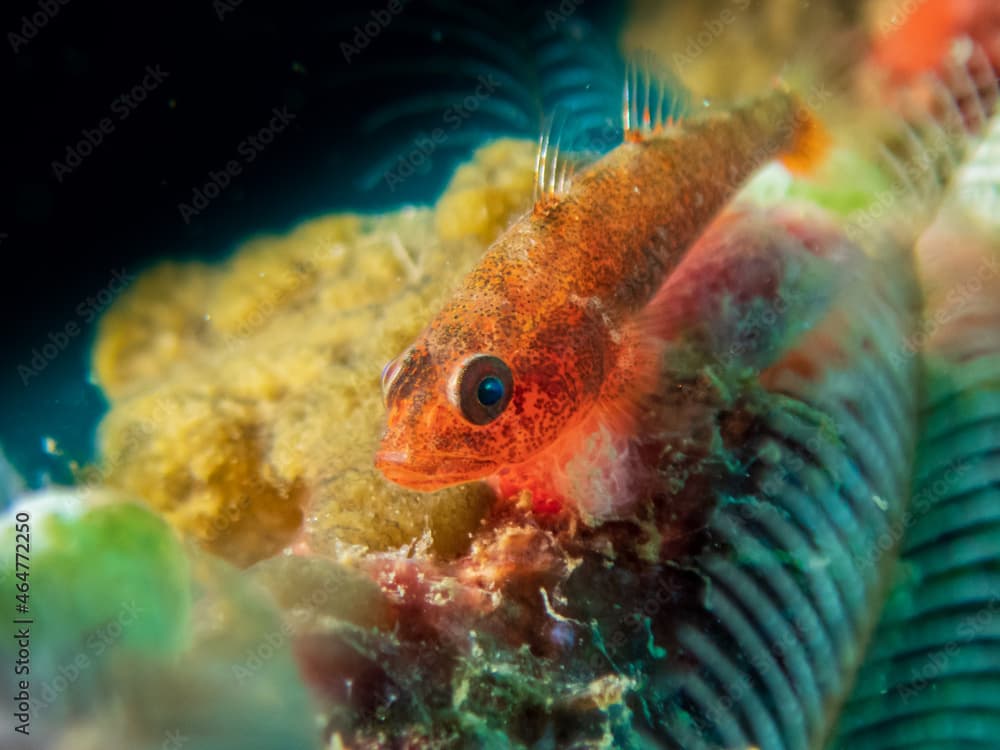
[375,449,496,491]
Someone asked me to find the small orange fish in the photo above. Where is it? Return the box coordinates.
[376,64,827,514]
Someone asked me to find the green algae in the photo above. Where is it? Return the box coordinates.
[2,495,318,749]
[0,498,190,695]
[787,147,897,217]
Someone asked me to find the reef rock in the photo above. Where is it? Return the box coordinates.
[91,139,536,566]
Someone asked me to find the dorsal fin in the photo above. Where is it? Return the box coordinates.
[532,106,614,207]
[622,49,692,142]
[533,109,576,205]
[533,49,695,204]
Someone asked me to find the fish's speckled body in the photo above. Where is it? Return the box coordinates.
[377,85,824,512]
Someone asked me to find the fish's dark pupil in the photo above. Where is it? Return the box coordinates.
[455,354,512,425]
[477,376,504,406]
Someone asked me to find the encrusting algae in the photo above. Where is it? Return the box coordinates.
[90,138,538,566]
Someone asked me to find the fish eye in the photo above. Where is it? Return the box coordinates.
[454,354,513,425]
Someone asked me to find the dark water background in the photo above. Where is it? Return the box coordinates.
[2,0,625,487]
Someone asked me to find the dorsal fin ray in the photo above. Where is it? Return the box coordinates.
[534,108,571,205]
[622,49,692,142]
[532,107,608,206]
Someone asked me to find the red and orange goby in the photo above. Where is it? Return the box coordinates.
[377,75,827,512]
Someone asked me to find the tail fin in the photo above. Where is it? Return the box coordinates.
[779,92,833,176]
[770,32,867,176]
